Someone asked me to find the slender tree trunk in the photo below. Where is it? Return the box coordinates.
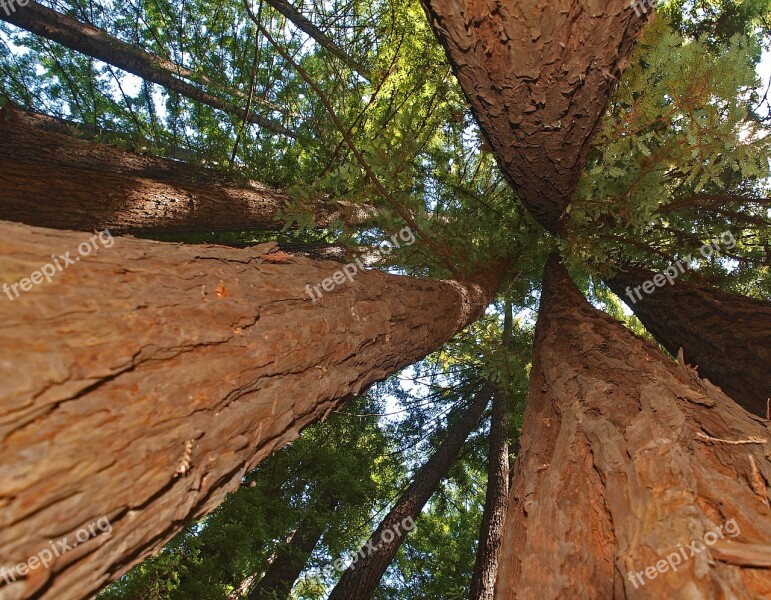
[263,0,369,79]
[0,107,376,234]
[327,385,492,600]
[605,266,771,417]
[495,256,771,599]
[470,380,510,600]
[0,220,503,600]
[419,0,648,233]
[248,498,336,599]
[0,1,294,136]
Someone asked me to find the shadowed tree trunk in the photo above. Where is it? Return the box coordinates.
[495,256,771,599]
[605,266,771,417]
[248,496,337,600]
[420,0,648,233]
[0,220,503,600]
[469,386,510,600]
[0,1,294,136]
[327,384,492,600]
[0,107,376,234]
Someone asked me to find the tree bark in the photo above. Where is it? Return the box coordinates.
[0,107,376,234]
[247,498,336,599]
[419,0,648,233]
[469,386,510,600]
[327,384,492,600]
[495,256,771,599]
[605,266,771,417]
[0,220,503,600]
[0,1,295,137]
[263,0,370,80]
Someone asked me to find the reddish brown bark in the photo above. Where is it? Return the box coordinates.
[0,108,376,234]
[0,1,293,135]
[495,257,771,599]
[606,266,771,417]
[327,384,492,600]
[420,0,648,233]
[0,220,502,600]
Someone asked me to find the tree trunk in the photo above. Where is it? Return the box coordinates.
[419,0,648,233]
[495,256,771,599]
[605,266,771,417]
[469,385,510,600]
[327,385,492,600]
[247,498,336,599]
[0,220,503,600]
[0,107,376,234]
[0,1,294,136]
[263,0,369,80]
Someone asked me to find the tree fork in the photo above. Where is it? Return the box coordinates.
[495,256,771,599]
[327,384,493,599]
[0,1,295,137]
[0,220,504,600]
[605,266,771,417]
[0,107,377,234]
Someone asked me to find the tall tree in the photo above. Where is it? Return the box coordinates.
[470,303,513,600]
[0,0,294,136]
[420,0,648,232]
[328,384,492,599]
[0,221,503,600]
[0,106,375,234]
[496,256,771,598]
[606,265,771,417]
[247,494,337,599]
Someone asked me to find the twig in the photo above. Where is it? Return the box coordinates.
[695,431,767,445]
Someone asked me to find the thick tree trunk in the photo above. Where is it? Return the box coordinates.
[605,266,771,417]
[495,257,771,599]
[0,220,503,600]
[469,386,510,600]
[0,107,376,234]
[263,0,369,79]
[247,498,336,599]
[420,0,648,233]
[327,384,492,600]
[0,1,294,136]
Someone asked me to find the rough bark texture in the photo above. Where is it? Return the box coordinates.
[263,0,369,79]
[495,256,771,599]
[328,385,492,600]
[469,387,510,600]
[605,266,771,417]
[248,498,335,599]
[0,1,294,136]
[420,0,649,233]
[0,107,376,234]
[0,220,502,600]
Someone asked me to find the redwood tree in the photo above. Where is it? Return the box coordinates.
[327,384,492,599]
[0,1,293,136]
[606,266,771,417]
[495,257,771,599]
[0,107,375,234]
[0,221,502,600]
